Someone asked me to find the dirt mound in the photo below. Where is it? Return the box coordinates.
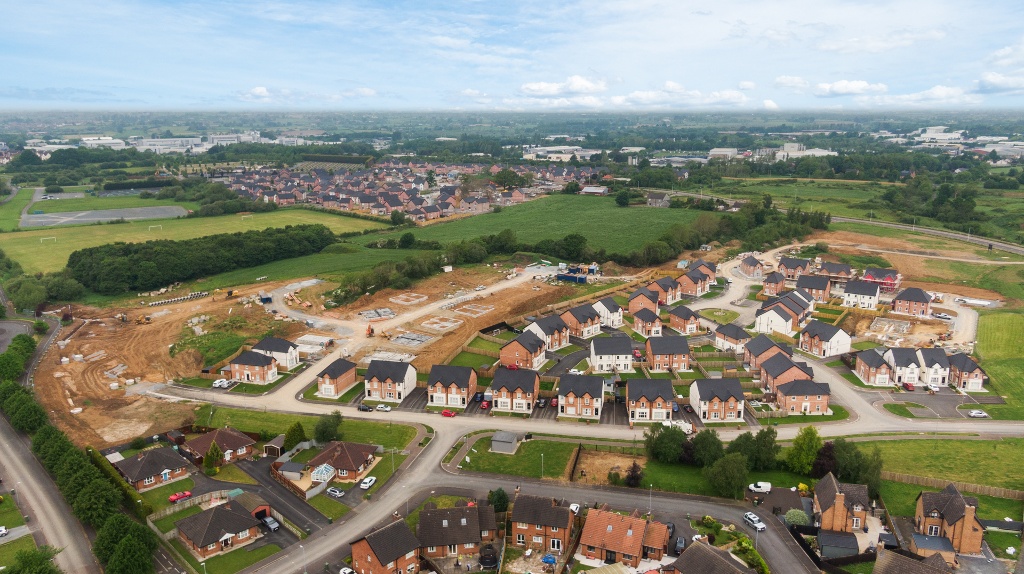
[575,449,646,486]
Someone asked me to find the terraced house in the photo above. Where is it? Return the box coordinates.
[491,367,540,414]
[427,365,478,408]
[778,256,812,280]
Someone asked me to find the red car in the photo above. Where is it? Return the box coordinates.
[168,491,192,504]
[441,409,457,417]
[549,397,558,407]
[902,382,915,391]
[505,364,519,370]
[480,400,490,409]
[632,349,642,359]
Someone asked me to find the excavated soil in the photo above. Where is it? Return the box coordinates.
[574,450,647,486]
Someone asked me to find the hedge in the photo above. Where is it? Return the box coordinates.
[87,445,153,519]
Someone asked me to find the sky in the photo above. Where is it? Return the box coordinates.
[3,0,1024,111]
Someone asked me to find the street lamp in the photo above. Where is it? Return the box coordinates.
[648,484,653,516]
[540,453,544,478]
[300,544,307,574]
[201,563,207,574]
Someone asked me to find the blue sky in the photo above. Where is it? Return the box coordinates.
[3,0,1024,111]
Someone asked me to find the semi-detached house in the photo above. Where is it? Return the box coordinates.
[627,378,675,423]
[592,297,624,328]
[557,374,604,421]
[690,378,745,422]
[560,304,602,339]
[590,337,634,373]
[491,368,540,414]
[645,335,691,372]
[525,315,571,351]
[365,360,417,404]
[427,365,477,408]
[510,494,573,553]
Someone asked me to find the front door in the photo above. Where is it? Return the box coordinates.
[604,550,616,564]
[448,544,457,555]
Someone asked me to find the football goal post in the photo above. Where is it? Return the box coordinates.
[241,214,254,221]
[40,237,57,243]
[148,225,163,231]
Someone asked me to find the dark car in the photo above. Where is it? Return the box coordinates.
[614,395,626,404]
[684,404,694,413]
[536,398,547,408]
[674,534,686,554]
[665,522,675,538]
[672,402,679,413]
[474,391,484,402]
[358,404,373,412]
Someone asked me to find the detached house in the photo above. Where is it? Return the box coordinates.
[579,508,671,567]
[306,441,377,482]
[560,304,602,339]
[593,297,624,328]
[590,337,634,373]
[427,365,477,408]
[796,275,832,302]
[176,501,262,559]
[855,349,893,386]
[632,308,663,338]
[799,320,852,357]
[948,353,986,391]
[351,520,421,574]
[912,484,984,563]
[762,272,786,296]
[743,334,791,370]
[842,280,880,309]
[892,288,932,317]
[525,315,571,351]
[668,305,702,334]
[645,336,691,372]
[664,542,753,574]
[814,472,870,532]
[740,255,763,278]
[491,368,540,414]
[776,380,831,415]
[862,267,903,293]
[627,379,675,423]
[418,503,498,559]
[317,358,357,398]
[760,353,814,392]
[510,494,573,552]
[778,257,812,280]
[628,288,660,315]
[252,336,300,370]
[714,323,750,352]
[228,351,278,384]
[690,378,745,422]
[754,289,814,336]
[647,276,682,305]
[365,360,417,404]
[690,259,717,282]
[557,374,604,421]
[500,331,547,371]
[114,446,190,492]
[184,427,255,465]
[677,268,711,297]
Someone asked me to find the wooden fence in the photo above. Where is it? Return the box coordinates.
[881,471,1024,500]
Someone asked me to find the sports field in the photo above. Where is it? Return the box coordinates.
[4,209,386,274]
[30,195,200,214]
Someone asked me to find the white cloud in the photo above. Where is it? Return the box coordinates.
[248,87,270,99]
[815,80,888,96]
[977,72,1024,93]
[343,87,376,97]
[461,88,486,97]
[858,85,983,107]
[611,81,748,107]
[238,85,375,104]
[774,75,809,91]
[738,81,756,91]
[763,99,779,110]
[520,75,607,96]
[817,29,945,54]
[986,38,1024,68]
[500,95,606,110]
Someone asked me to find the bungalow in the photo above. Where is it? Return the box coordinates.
[912,484,984,563]
[892,288,932,317]
[418,503,498,558]
[317,358,357,398]
[760,353,814,392]
[251,336,300,370]
[427,365,478,408]
[842,280,880,309]
[578,508,671,567]
[714,323,750,352]
[628,287,660,315]
[855,349,893,386]
[491,368,540,414]
[557,374,604,421]
[862,267,903,293]
[593,297,624,328]
[184,427,255,465]
[510,494,573,552]
[918,348,950,387]
[743,334,791,370]
[306,441,377,482]
[525,315,571,351]
[799,320,852,357]
[627,378,676,422]
[176,501,262,559]
[796,275,832,302]
[632,308,663,338]
[500,331,547,371]
[228,351,278,384]
[740,255,764,278]
[677,268,711,297]
[690,378,745,422]
[762,271,786,296]
[776,379,831,415]
[560,304,602,339]
[351,520,421,574]
[778,257,812,280]
[647,276,682,305]
[365,360,417,404]
[590,337,634,373]
[645,336,691,372]
[113,446,190,491]
[818,262,854,285]
[668,305,702,334]
[814,472,870,532]
[948,353,986,391]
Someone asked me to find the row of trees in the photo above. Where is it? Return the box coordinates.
[5,269,85,313]
[66,224,337,294]
[144,178,278,217]
[0,334,37,391]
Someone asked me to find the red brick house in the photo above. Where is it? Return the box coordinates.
[645,336,691,372]
[227,350,278,384]
[317,358,357,398]
[184,427,255,465]
[510,494,573,552]
[796,275,832,302]
[760,354,814,392]
[525,315,571,351]
[499,331,546,371]
[668,306,702,334]
[855,350,893,386]
[427,365,477,408]
[690,378,745,423]
[740,255,764,278]
[818,262,854,285]
[778,257,812,280]
[690,259,717,282]
[762,272,785,296]
[557,375,603,420]
[743,334,791,370]
[814,472,870,532]
[491,368,540,414]
[892,287,932,317]
[417,503,498,558]
[579,508,670,567]
[776,379,831,415]
[306,441,378,482]
[351,520,421,574]
[646,277,682,305]
[176,501,262,559]
[913,484,984,563]
[560,304,602,339]
[628,379,675,423]
[677,268,710,296]
[632,308,663,338]
[113,446,190,491]
[948,353,986,391]
[628,288,660,315]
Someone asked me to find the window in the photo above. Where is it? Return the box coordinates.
[517,534,524,545]
[536,524,542,530]
[928,525,940,536]
[464,543,474,549]
[481,530,489,537]
[551,539,562,551]
[143,476,155,485]
[712,412,720,419]
[208,543,217,550]
[388,563,395,569]
[428,546,436,552]
[533,536,543,544]
[238,529,249,539]
[340,469,348,476]
[930,511,939,518]
[852,517,861,529]
[817,395,822,400]
[816,405,821,412]
[551,526,558,532]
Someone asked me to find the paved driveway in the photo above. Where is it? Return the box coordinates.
[232,458,332,534]
[600,401,629,426]
[396,387,428,411]
[884,386,981,418]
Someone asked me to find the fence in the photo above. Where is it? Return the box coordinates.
[199,345,250,376]
[881,471,1024,500]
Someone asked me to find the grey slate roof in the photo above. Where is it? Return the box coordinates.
[796,275,831,291]
[716,323,750,341]
[895,287,931,303]
[511,494,572,529]
[596,297,620,313]
[629,287,659,303]
[763,271,785,283]
[776,379,830,397]
[741,255,761,267]
[691,258,717,273]
[779,257,811,271]
[761,353,813,378]
[359,520,421,565]
[647,335,690,355]
[667,542,754,574]
[633,308,660,323]
[176,502,261,548]
[318,358,356,379]
[843,280,879,297]
[564,304,600,323]
[427,365,475,389]
[815,472,870,514]
[668,306,698,320]
[365,359,413,382]
[558,374,603,399]
[591,337,632,356]
[532,315,569,335]
[745,334,787,357]
[917,348,950,369]
[872,547,952,574]
[819,261,852,275]
[818,530,859,550]
[801,320,844,341]
[185,427,255,457]
[652,276,679,290]
[114,446,188,482]
[887,347,921,368]
[417,504,497,547]
[252,336,297,353]
[911,533,956,552]
[919,484,978,526]
[693,378,744,402]
[857,349,888,369]
[627,378,675,404]
[492,367,539,394]
[231,350,275,367]
[948,352,983,373]
[507,330,545,354]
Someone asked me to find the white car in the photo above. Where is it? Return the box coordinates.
[968,410,989,418]
[360,476,377,489]
[326,487,345,498]
[927,384,941,393]
[743,512,766,532]
[933,312,953,320]
[212,378,230,388]
[568,369,582,375]
[0,526,8,537]
[748,482,772,493]
[340,568,355,574]
[375,404,392,412]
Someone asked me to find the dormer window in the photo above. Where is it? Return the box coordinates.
[930,511,939,518]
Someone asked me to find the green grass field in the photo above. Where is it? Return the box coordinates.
[171,539,281,574]
[307,493,351,520]
[878,480,1023,520]
[153,504,204,533]
[209,463,258,485]
[30,195,200,214]
[861,438,1024,490]
[368,195,705,253]
[4,208,386,274]
[0,494,26,528]
[698,308,740,324]
[460,437,577,479]
[140,477,196,513]
[448,351,497,368]
[0,536,37,569]
[975,310,1024,419]
[0,187,35,230]
[882,403,919,418]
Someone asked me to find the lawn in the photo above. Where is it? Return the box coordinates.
[153,504,204,533]
[698,308,740,324]
[0,187,35,231]
[30,195,200,214]
[839,561,875,574]
[171,539,281,574]
[468,337,503,352]
[879,480,1023,520]
[366,195,706,253]
[229,375,289,395]
[290,447,322,464]
[448,351,496,369]
[882,403,920,418]
[363,453,408,497]
[841,373,875,389]
[0,536,37,569]
[194,405,416,449]
[3,207,386,274]
[178,377,216,389]
[140,477,196,513]
[644,460,809,498]
[975,310,1024,420]
[210,464,259,485]
[985,531,1023,560]
[554,343,584,356]
[863,438,1024,491]
[771,405,850,424]
[0,494,26,528]
[307,493,352,520]
[302,382,354,404]
[852,341,881,351]
[460,438,578,479]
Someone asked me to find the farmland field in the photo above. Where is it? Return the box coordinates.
[860,438,1024,490]
[367,195,706,253]
[2,208,387,274]
[30,195,200,214]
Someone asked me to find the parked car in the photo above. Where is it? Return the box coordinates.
[743,512,766,531]
[902,382,915,391]
[168,491,192,504]
[683,404,694,413]
[550,397,558,407]
[632,349,642,359]
[665,522,676,538]
[212,378,230,388]
[748,482,772,493]
[475,285,485,291]
[927,383,941,393]
[262,516,280,532]
[505,364,519,370]
[968,410,989,418]
[326,487,345,498]
[376,404,392,412]
[340,568,355,574]
[479,401,489,410]
[474,391,484,402]
[358,404,373,412]
[672,402,679,413]
[674,534,686,554]
[933,312,953,320]
[441,409,457,417]
[568,369,582,375]
[360,476,377,489]
[0,526,8,537]
[535,398,547,408]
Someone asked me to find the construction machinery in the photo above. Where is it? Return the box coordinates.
[135,315,151,325]
[366,324,375,337]
[113,313,128,323]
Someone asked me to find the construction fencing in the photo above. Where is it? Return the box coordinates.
[881,471,1024,500]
